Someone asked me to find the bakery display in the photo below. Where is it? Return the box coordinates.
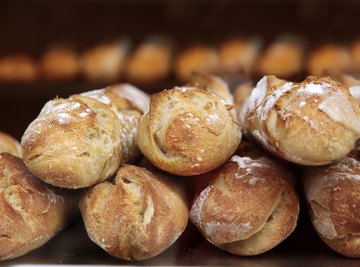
[190,155,299,256]
[0,153,73,261]
[21,84,149,189]
[136,77,241,176]
[240,75,360,165]
[79,164,188,261]
[0,131,21,157]
[304,156,360,258]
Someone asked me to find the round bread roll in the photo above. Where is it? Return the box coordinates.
[256,38,304,78]
[304,156,360,258]
[0,153,72,261]
[218,37,261,75]
[137,85,241,176]
[240,75,360,166]
[0,54,38,83]
[79,164,188,261]
[174,45,220,82]
[0,131,21,157]
[125,38,173,84]
[40,46,80,81]
[190,155,299,256]
[305,44,351,76]
[21,84,148,189]
[80,40,129,82]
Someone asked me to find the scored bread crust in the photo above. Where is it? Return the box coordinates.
[136,87,241,176]
[190,155,299,256]
[240,75,360,166]
[0,131,21,157]
[79,164,188,261]
[21,84,149,189]
[0,153,71,261]
[304,156,360,258]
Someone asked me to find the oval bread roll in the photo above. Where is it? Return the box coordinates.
[0,153,72,261]
[304,156,360,258]
[137,85,241,176]
[21,84,148,188]
[0,131,21,157]
[240,75,360,166]
[79,164,188,261]
[190,155,299,256]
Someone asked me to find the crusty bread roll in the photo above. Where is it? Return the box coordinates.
[174,45,220,82]
[0,131,21,157]
[330,72,360,105]
[0,153,72,261]
[256,37,304,78]
[240,75,360,166]
[190,155,299,256]
[305,44,351,76]
[40,46,80,81]
[79,164,188,261]
[304,156,360,258]
[136,83,241,176]
[21,84,148,189]
[80,40,129,82]
[125,38,173,84]
[0,54,38,83]
[218,37,261,75]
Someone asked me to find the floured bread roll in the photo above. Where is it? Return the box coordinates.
[0,131,21,157]
[240,75,360,166]
[79,164,188,261]
[190,155,299,256]
[21,84,148,188]
[0,153,72,261]
[137,82,241,176]
[304,156,360,258]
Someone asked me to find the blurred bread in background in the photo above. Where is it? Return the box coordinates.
[0,54,38,83]
[0,131,21,157]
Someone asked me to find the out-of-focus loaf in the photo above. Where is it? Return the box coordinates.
[190,155,299,256]
[0,153,72,261]
[79,164,188,261]
[21,84,148,188]
[0,54,38,83]
[0,131,21,157]
[240,75,360,165]
[136,79,241,176]
[304,156,360,258]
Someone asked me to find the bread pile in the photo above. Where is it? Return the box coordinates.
[1,71,360,261]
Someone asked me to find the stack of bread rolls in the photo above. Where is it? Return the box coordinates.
[3,70,360,261]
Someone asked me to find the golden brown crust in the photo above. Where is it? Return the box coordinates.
[79,164,188,261]
[190,155,299,256]
[0,153,71,261]
[304,157,360,258]
[0,131,21,157]
[40,47,80,81]
[241,75,360,165]
[174,45,220,82]
[137,87,241,176]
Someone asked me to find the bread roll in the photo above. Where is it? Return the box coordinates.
[40,46,80,81]
[174,45,220,82]
[218,37,261,75]
[304,156,360,258]
[306,44,351,76]
[190,155,299,256]
[0,131,21,157]
[0,153,72,261]
[240,75,360,165]
[350,39,360,73]
[233,81,253,122]
[125,37,173,84]
[256,37,304,78]
[137,84,241,176]
[80,40,129,82]
[0,54,38,83]
[79,164,188,261]
[330,73,360,105]
[21,84,148,188]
